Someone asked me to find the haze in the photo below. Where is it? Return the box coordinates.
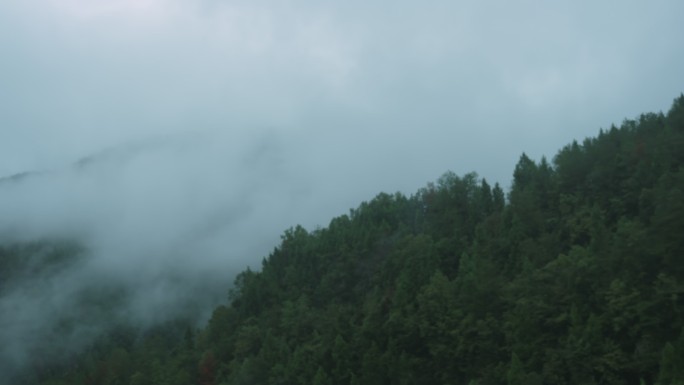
[0,0,683,380]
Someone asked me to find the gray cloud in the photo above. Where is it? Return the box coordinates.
[0,0,683,379]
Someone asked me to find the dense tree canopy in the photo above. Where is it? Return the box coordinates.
[5,95,684,384]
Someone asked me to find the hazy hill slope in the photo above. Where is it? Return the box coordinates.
[20,94,684,385]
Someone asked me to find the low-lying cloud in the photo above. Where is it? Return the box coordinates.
[1,0,683,381]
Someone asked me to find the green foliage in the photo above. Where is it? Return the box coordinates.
[25,95,684,385]
[656,329,684,385]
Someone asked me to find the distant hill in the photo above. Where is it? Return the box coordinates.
[7,94,684,385]
[0,136,181,185]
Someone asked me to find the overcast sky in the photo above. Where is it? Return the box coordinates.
[1,0,684,256]
[1,1,682,176]
[0,1,683,376]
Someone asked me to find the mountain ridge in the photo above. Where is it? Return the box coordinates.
[3,94,684,385]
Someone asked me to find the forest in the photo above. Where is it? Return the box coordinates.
[3,95,684,384]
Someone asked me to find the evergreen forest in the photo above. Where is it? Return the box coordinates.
[4,95,684,385]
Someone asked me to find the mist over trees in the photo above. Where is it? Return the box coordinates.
[2,95,684,384]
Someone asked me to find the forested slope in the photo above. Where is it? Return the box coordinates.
[31,95,684,384]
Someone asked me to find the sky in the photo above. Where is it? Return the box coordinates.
[0,0,683,378]
[2,1,683,186]
[2,0,682,233]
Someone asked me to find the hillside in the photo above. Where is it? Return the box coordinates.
[7,94,684,385]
